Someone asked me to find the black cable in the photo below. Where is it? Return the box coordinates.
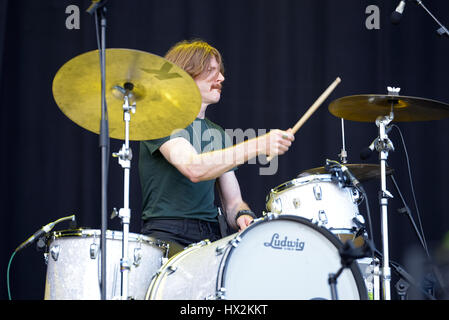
[390,124,449,298]
[390,124,429,254]
[360,184,376,262]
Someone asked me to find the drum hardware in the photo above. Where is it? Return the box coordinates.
[329,87,449,300]
[110,83,136,300]
[317,210,328,226]
[133,247,142,267]
[375,249,437,300]
[338,118,348,164]
[90,242,99,259]
[167,265,178,274]
[313,184,322,200]
[357,256,381,300]
[373,87,397,300]
[395,278,410,300]
[328,237,374,300]
[49,245,60,262]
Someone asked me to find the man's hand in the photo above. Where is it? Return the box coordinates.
[236,214,254,231]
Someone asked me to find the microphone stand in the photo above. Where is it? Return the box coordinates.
[413,0,449,38]
[328,240,374,300]
[87,0,109,300]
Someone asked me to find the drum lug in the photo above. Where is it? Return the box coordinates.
[160,257,168,266]
[318,210,328,226]
[351,187,362,204]
[215,244,227,255]
[292,198,301,209]
[133,247,142,267]
[50,245,60,262]
[215,288,227,300]
[313,184,322,200]
[167,265,178,274]
[354,214,366,226]
[90,243,98,259]
[230,236,242,248]
[272,197,282,213]
[265,212,279,221]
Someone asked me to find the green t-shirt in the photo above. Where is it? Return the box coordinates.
[139,118,234,222]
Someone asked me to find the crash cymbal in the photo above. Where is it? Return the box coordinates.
[298,163,394,182]
[52,48,201,140]
[329,94,449,122]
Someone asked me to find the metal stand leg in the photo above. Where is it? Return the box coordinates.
[112,86,136,300]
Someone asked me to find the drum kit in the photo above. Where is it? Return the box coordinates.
[42,41,449,300]
[39,2,449,299]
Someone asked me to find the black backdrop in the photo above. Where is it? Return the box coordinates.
[1,0,449,300]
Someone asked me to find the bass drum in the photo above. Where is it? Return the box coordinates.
[44,229,168,300]
[146,215,368,300]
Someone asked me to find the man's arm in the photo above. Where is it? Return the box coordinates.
[216,171,254,231]
[159,129,294,183]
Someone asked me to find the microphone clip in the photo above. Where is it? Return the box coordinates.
[325,159,353,188]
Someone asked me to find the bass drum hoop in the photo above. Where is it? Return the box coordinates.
[217,214,368,300]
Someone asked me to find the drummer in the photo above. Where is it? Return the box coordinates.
[139,39,295,255]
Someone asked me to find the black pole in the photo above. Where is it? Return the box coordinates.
[99,7,108,301]
[87,0,109,301]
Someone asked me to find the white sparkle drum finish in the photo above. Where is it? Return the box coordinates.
[266,174,364,236]
[146,215,368,300]
[44,229,168,300]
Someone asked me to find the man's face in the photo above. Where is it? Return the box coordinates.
[194,56,224,106]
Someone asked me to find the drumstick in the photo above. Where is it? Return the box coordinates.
[267,77,342,162]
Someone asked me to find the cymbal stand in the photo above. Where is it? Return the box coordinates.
[374,86,398,300]
[112,83,136,300]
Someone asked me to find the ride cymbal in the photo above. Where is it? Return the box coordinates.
[329,95,449,122]
[299,163,394,182]
[52,48,201,140]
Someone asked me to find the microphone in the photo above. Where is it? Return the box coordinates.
[15,215,76,252]
[360,137,378,160]
[325,159,363,190]
[391,1,407,25]
[86,0,108,15]
[340,164,362,189]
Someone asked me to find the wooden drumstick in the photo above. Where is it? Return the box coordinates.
[267,77,342,161]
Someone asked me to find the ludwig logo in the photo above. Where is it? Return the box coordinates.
[264,233,305,251]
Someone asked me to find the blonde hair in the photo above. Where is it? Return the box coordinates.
[164,39,224,79]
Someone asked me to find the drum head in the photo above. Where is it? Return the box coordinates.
[219,215,368,300]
